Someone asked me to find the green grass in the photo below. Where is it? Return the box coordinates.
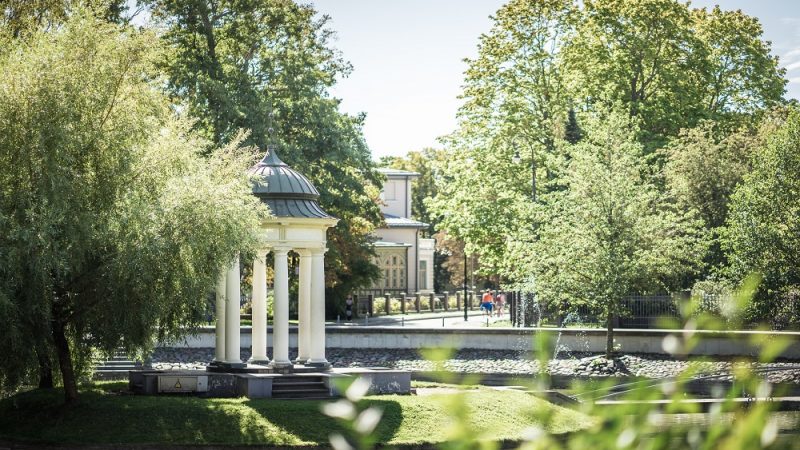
[0,381,591,446]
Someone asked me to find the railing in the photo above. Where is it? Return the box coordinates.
[350,290,798,330]
[508,293,728,328]
[353,290,484,317]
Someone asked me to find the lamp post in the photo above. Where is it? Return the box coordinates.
[512,141,537,328]
[463,250,468,321]
[512,142,536,202]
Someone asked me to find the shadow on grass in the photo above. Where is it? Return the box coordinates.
[0,384,404,447]
[0,386,270,445]
[245,398,404,445]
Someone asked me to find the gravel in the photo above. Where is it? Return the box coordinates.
[149,348,800,384]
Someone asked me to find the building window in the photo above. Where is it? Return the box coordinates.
[419,260,428,290]
[377,253,406,291]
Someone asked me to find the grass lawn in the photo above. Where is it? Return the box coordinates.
[0,381,592,446]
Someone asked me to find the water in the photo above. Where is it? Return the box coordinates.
[553,312,591,360]
[515,291,542,328]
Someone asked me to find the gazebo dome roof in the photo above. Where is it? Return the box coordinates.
[248,145,334,219]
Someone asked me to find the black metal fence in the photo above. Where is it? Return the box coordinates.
[351,291,487,317]
[353,290,699,329]
[508,292,709,328]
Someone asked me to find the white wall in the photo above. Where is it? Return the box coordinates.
[168,327,800,359]
[381,178,409,218]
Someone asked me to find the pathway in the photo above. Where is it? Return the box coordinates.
[329,310,510,329]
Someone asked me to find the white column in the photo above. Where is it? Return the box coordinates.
[307,248,329,367]
[214,271,226,363]
[224,254,243,365]
[295,250,312,363]
[271,247,292,368]
[250,250,269,364]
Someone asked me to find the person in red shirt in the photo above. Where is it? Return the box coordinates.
[481,289,494,316]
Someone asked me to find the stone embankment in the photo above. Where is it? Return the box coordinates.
[150,348,800,384]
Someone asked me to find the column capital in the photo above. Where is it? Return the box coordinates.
[309,247,328,257]
[272,246,292,255]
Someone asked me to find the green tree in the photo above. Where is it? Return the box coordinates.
[0,12,266,403]
[564,108,583,144]
[428,0,574,282]
[145,0,384,306]
[431,0,786,288]
[693,6,786,122]
[662,122,757,271]
[565,0,706,144]
[564,0,786,147]
[0,0,129,39]
[723,109,800,323]
[533,110,707,357]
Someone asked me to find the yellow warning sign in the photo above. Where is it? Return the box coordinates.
[174,379,182,389]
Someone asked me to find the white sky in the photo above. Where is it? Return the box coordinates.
[312,0,800,159]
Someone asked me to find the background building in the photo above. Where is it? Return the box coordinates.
[367,168,435,295]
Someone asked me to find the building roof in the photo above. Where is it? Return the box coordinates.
[377,167,420,177]
[248,145,335,219]
[383,213,428,228]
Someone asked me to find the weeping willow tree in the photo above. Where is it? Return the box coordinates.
[0,10,267,403]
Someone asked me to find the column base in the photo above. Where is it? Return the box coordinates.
[306,359,331,369]
[294,356,309,364]
[212,361,247,369]
[248,357,271,365]
[269,360,293,369]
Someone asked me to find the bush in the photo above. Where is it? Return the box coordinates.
[772,286,800,330]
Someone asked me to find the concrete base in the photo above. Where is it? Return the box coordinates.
[206,363,272,373]
[129,367,412,399]
[332,368,412,395]
[130,370,239,397]
[210,361,248,370]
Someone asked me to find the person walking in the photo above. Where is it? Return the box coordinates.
[495,291,506,318]
[481,289,494,317]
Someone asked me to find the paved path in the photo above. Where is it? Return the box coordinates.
[329,310,511,329]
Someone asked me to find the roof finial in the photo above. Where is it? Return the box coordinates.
[260,109,286,166]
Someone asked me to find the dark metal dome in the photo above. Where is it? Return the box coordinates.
[248,145,334,219]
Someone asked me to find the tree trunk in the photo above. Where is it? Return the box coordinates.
[605,311,616,359]
[52,320,78,403]
[37,348,53,389]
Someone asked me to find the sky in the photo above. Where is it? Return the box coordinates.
[311,0,800,159]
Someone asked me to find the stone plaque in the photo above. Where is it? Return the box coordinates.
[158,375,208,393]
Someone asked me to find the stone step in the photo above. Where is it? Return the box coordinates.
[273,395,333,400]
[272,388,332,399]
[95,366,138,372]
[100,360,143,367]
[270,374,331,399]
[272,382,327,391]
[94,370,134,380]
[272,379,326,386]
[273,376,325,384]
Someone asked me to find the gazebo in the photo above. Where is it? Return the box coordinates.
[211,145,337,370]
